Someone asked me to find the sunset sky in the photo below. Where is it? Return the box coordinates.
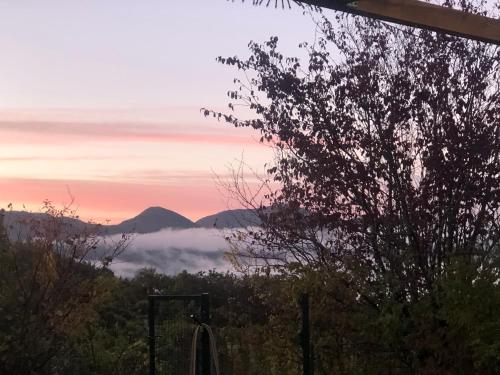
[0,0,319,222]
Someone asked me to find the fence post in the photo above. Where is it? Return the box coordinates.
[148,296,156,375]
[200,293,211,375]
[300,293,312,375]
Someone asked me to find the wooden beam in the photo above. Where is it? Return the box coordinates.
[299,0,500,44]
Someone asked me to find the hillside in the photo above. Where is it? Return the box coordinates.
[1,206,261,238]
[196,208,260,229]
[1,210,94,240]
[105,207,196,234]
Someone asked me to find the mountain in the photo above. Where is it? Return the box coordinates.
[1,210,94,240]
[196,209,260,229]
[106,207,196,234]
[1,206,260,238]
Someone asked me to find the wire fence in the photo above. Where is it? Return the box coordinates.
[149,295,211,375]
[149,293,311,375]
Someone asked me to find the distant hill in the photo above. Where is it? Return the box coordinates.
[105,207,196,234]
[1,210,94,240]
[196,209,260,229]
[0,206,261,238]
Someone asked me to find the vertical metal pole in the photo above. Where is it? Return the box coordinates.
[300,293,311,375]
[200,293,211,375]
[148,296,156,375]
[311,339,315,375]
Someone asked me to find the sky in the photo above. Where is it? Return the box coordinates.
[0,0,319,223]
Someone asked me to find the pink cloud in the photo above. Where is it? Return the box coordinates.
[0,107,231,124]
[0,121,261,145]
[0,155,137,162]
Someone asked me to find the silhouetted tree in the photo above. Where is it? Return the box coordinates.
[207,1,500,372]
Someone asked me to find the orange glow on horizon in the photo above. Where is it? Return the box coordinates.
[0,109,274,223]
[0,177,243,223]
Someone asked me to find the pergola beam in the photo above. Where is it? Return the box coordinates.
[298,0,500,44]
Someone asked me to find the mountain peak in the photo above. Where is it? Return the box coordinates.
[139,206,177,216]
[143,206,164,211]
[108,206,196,234]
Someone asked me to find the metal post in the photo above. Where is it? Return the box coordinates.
[148,296,156,375]
[200,293,211,375]
[300,293,311,375]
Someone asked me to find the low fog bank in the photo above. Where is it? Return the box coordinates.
[106,228,234,278]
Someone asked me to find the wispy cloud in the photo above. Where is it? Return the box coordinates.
[0,107,232,124]
[0,155,139,162]
[0,120,259,145]
[93,169,243,184]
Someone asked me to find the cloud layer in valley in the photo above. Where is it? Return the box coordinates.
[107,227,234,278]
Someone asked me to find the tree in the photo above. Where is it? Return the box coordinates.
[0,202,127,375]
[207,0,500,373]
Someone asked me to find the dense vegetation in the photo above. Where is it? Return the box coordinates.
[0,212,306,375]
[1,208,500,374]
